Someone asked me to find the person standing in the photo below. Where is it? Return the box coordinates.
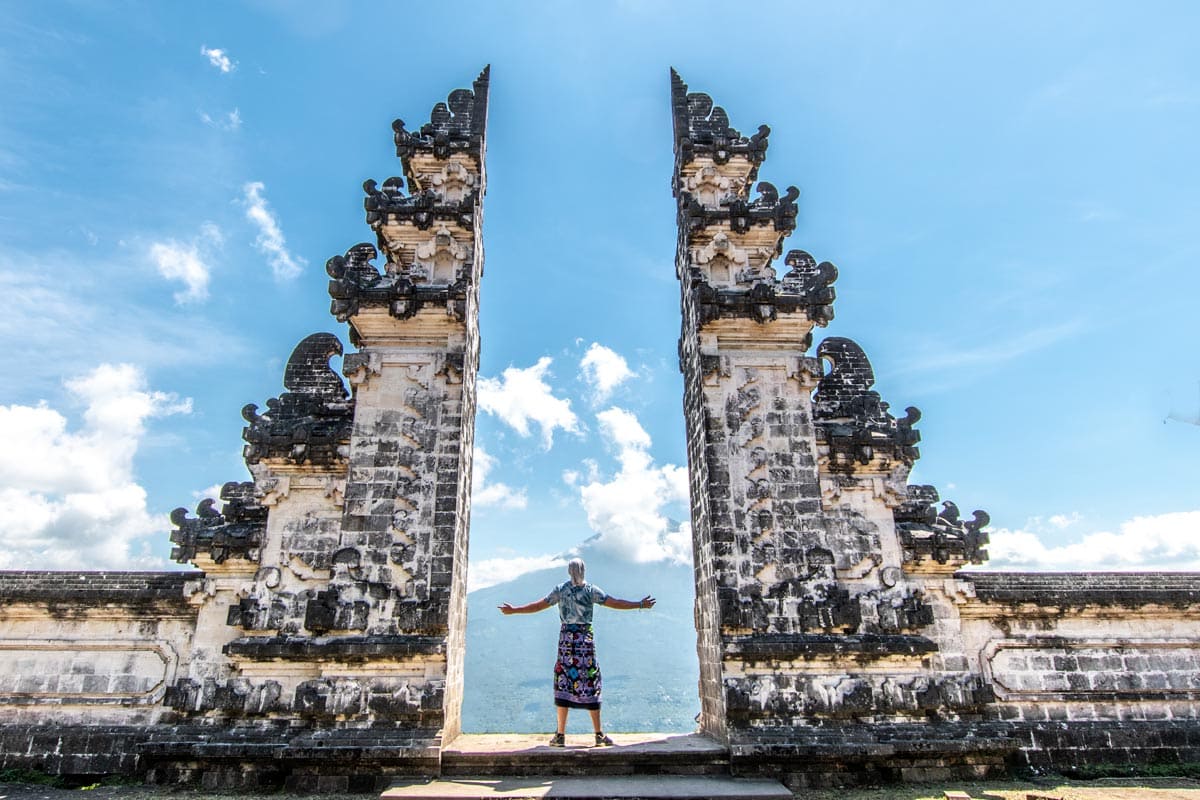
[498,557,656,747]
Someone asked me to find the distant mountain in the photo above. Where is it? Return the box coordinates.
[462,542,700,734]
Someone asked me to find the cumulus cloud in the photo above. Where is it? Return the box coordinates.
[471,446,527,510]
[242,182,305,280]
[148,222,221,303]
[984,510,1200,570]
[580,342,635,402]
[469,553,568,593]
[574,406,691,565]
[200,45,234,73]
[0,364,191,570]
[477,357,580,448]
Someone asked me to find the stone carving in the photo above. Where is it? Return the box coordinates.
[671,68,770,168]
[693,247,839,326]
[169,481,266,565]
[780,249,838,324]
[412,225,471,284]
[679,181,799,235]
[894,484,990,565]
[363,178,476,231]
[241,333,354,466]
[393,65,490,162]
[327,242,469,324]
[812,337,921,471]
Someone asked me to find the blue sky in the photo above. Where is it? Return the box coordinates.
[1,1,1197,579]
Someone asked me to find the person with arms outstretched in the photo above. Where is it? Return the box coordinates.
[499,557,656,747]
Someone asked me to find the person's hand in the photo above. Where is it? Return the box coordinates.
[640,595,656,609]
[498,603,516,615]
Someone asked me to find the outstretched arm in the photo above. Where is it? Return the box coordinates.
[603,595,656,611]
[498,598,552,615]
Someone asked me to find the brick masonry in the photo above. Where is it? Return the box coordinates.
[2,68,1200,789]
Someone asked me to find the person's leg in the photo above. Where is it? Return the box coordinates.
[588,708,601,733]
[557,705,568,734]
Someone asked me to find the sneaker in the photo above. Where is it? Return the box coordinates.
[548,732,565,747]
[594,731,614,747]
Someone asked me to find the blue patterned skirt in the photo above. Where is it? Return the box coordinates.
[553,623,601,709]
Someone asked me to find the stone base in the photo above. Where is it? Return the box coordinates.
[729,724,1017,789]
[139,726,442,791]
[441,733,729,777]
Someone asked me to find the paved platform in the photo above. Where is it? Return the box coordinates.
[381,775,793,799]
[440,733,730,777]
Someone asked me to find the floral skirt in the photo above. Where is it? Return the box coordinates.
[553,623,601,709]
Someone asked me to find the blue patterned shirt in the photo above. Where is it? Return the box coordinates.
[544,581,608,624]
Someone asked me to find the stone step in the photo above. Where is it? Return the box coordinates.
[440,733,729,777]
[381,775,792,800]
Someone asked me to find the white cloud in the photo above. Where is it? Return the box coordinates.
[200,45,234,73]
[242,182,305,280]
[574,406,691,565]
[0,364,191,570]
[580,342,635,402]
[984,510,1200,570]
[469,554,568,593]
[200,108,241,131]
[477,357,580,448]
[471,446,527,510]
[148,222,221,303]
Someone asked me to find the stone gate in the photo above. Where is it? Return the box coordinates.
[2,68,1200,791]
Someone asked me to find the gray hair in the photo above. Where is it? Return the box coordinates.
[567,558,586,586]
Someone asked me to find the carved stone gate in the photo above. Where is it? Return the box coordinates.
[3,68,1200,791]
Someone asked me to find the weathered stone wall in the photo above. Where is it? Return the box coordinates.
[0,572,200,775]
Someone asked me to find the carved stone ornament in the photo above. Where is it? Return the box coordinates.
[894,484,990,566]
[327,242,469,327]
[671,68,770,170]
[812,337,921,471]
[363,177,476,232]
[169,481,266,565]
[679,181,799,236]
[692,247,839,327]
[412,225,471,284]
[241,333,354,467]
[392,65,490,163]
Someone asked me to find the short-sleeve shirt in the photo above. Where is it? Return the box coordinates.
[543,580,608,625]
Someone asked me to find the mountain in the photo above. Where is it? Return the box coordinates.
[462,542,700,734]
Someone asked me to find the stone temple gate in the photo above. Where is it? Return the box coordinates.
[3,68,1200,791]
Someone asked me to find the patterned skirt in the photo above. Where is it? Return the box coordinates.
[553,623,602,709]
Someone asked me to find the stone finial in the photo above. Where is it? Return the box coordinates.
[169,481,266,565]
[894,484,990,565]
[812,337,921,470]
[670,68,770,168]
[392,65,490,163]
[242,333,354,467]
